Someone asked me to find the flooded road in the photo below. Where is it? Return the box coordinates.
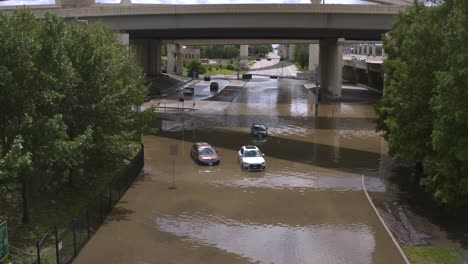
[74,75,405,263]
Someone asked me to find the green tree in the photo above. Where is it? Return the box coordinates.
[0,9,151,222]
[429,0,468,206]
[376,0,468,208]
[293,44,309,69]
[249,45,273,57]
[186,59,206,74]
[375,3,445,162]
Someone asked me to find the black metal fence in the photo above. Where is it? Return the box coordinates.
[11,145,144,264]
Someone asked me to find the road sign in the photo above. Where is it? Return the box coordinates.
[0,221,8,262]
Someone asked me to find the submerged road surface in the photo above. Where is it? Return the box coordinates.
[74,70,405,263]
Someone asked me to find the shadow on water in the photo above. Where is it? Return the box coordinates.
[104,202,135,224]
[154,127,382,172]
[155,112,377,131]
[389,165,468,249]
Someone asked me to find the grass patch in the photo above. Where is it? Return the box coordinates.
[403,246,464,264]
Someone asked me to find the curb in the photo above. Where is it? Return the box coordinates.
[361,175,411,264]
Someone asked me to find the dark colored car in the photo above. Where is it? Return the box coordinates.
[204,75,211,81]
[191,142,220,165]
[267,58,272,61]
[188,72,199,79]
[210,82,219,91]
[250,123,268,138]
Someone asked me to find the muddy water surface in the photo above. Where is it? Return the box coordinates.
[74,77,405,264]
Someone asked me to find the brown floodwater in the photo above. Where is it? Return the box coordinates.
[74,76,405,264]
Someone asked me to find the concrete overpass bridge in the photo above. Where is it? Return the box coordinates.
[0,1,408,98]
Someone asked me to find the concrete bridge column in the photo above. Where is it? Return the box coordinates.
[319,38,344,98]
[280,45,288,60]
[308,44,319,74]
[176,44,184,75]
[167,44,176,74]
[288,44,295,61]
[130,39,162,76]
[151,40,162,75]
[115,33,129,47]
[240,45,249,69]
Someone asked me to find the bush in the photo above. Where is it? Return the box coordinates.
[226,64,236,71]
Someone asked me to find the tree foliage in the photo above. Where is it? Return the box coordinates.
[0,9,152,222]
[186,59,206,74]
[199,45,240,59]
[249,45,273,57]
[375,0,468,208]
[293,44,309,69]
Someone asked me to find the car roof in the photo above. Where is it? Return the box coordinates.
[195,142,212,148]
[243,145,259,150]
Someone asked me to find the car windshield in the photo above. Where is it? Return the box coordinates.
[252,125,266,131]
[199,147,215,155]
[244,150,261,157]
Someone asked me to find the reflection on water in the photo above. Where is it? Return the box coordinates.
[156,213,375,264]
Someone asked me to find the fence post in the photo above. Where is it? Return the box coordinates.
[86,209,91,239]
[36,242,41,264]
[72,222,77,257]
[55,226,60,264]
[99,193,103,223]
[109,185,112,209]
[118,178,121,199]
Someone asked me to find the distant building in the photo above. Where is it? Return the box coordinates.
[182,48,200,60]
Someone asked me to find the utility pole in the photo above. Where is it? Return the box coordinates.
[314,65,320,119]
[237,56,240,80]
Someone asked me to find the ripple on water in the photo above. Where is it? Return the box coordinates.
[210,171,364,192]
[209,171,386,193]
[154,213,375,264]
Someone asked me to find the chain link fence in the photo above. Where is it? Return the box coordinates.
[9,145,144,264]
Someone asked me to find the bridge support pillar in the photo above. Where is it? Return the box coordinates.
[115,33,129,47]
[288,44,295,62]
[279,45,288,60]
[240,45,249,69]
[319,38,344,98]
[130,39,162,76]
[176,44,184,75]
[308,44,319,75]
[167,44,175,74]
